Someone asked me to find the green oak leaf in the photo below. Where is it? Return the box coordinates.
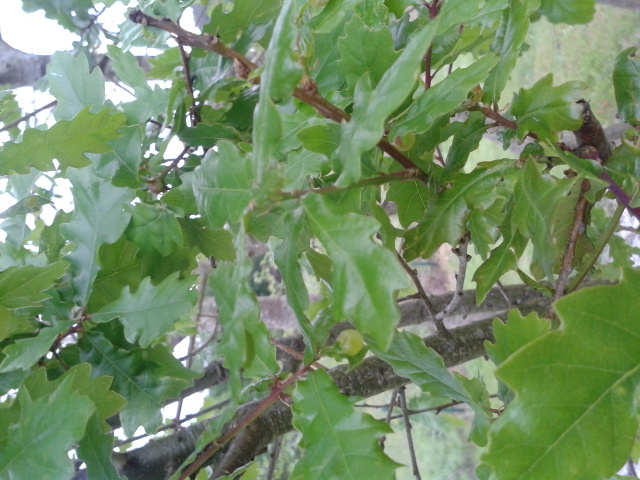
[613,47,640,126]
[291,369,399,480]
[510,74,584,142]
[0,321,70,373]
[0,108,126,175]
[91,273,196,348]
[393,54,499,137]
[125,203,183,256]
[445,111,487,176]
[483,269,640,480]
[303,194,409,349]
[47,51,105,120]
[210,254,279,399]
[404,161,512,261]
[335,16,440,185]
[88,238,143,312]
[77,414,126,480]
[108,125,144,189]
[386,177,430,228]
[273,209,316,359]
[512,160,575,280]
[79,331,194,436]
[373,331,491,446]
[484,310,551,404]
[62,166,134,304]
[0,262,67,309]
[203,0,281,44]
[178,123,241,148]
[0,375,95,480]
[482,0,529,103]
[538,0,595,24]
[337,14,399,92]
[22,364,125,429]
[106,44,149,92]
[191,140,253,229]
[179,218,236,262]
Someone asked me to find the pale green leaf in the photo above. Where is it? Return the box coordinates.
[62,166,134,304]
[613,47,640,126]
[386,178,430,228]
[209,242,278,398]
[203,0,281,44]
[512,160,575,279]
[302,194,409,349]
[0,262,67,309]
[22,364,126,430]
[0,108,126,175]
[109,125,143,189]
[91,273,196,348]
[510,74,584,142]
[48,51,105,120]
[483,269,640,480]
[106,45,149,92]
[291,369,398,480]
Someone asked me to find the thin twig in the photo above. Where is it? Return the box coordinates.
[567,203,625,292]
[265,435,283,480]
[178,43,200,126]
[0,100,57,132]
[397,253,438,317]
[399,387,422,480]
[627,458,639,478]
[128,9,429,183]
[378,388,399,451]
[114,399,231,448]
[548,179,590,318]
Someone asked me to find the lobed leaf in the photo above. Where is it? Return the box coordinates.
[0,262,67,309]
[291,369,399,480]
[483,269,640,480]
[302,194,409,349]
[0,108,126,175]
[91,273,197,348]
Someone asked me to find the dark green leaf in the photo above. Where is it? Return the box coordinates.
[126,203,183,256]
[0,374,95,480]
[178,123,241,148]
[334,17,440,185]
[337,14,399,91]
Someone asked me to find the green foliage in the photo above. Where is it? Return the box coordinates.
[291,369,398,480]
[1,0,639,479]
[483,270,640,480]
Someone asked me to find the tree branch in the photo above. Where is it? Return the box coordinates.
[127,9,429,183]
